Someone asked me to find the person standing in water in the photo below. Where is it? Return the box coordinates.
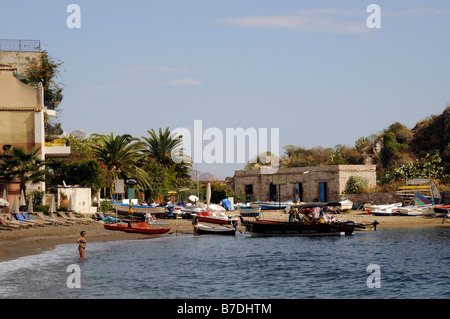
[77,231,87,260]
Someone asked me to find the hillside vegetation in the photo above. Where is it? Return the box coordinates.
[248,105,450,191]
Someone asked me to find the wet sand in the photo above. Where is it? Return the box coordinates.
[0,211,448,262]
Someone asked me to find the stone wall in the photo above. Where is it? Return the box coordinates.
[0,51,42,75]
[233,165,377,202]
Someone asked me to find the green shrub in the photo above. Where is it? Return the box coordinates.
[346,176,369,194]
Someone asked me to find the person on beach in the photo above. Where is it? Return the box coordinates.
[77,231,87,260]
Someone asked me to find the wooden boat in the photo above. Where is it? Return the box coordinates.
[240,218,355,236]
[259,201,292,210]
[240,202,355,237]
[197,211,239,225]
[112,201,166,218]
[103,223,128,231]
[195,223,236,236]
[365,203,402,216]
[122,222,171,234]
[238,208,260,218]
[354,220,379,231]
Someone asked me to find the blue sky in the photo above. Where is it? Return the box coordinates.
[2,1,450,178]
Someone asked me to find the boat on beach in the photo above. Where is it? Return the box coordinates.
[240,202,355,237]
[103,222,129,231]
[259,201,292,210]
[365,203,402,216]
[195,223,237,236]
[238,208,260,218]
[197,211,239,225]
[122,222,171,235]
[112,201,166,218]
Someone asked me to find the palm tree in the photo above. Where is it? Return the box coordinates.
[0,147,46,194]
[142,127,183,164]
[90,132,152,194]
[142,127,191,185]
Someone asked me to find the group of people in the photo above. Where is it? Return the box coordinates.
[288,208,342,225]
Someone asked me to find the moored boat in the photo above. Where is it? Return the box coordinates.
[195,223,236,236]
[197,211,239,225]
[239,202,355,237]
[238,208,260,218]
[259,201,292,210]
[354,220,379,231]
[112,201,166,218]
[103,223,129,231]
[122,222,171,234]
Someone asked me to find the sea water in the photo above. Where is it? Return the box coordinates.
[0,227,449,299]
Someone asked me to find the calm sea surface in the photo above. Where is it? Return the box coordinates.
[1,227,449,299]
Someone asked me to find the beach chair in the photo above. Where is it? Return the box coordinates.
[2,213,31,228]
[36,212,67,226]
[0,217,20,229]
[23,212,53,226]
[14,213,44,227]
[68,211,93,224]
[57,211,84,224]
[50,212,76,224]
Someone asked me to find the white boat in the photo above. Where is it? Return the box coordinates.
[397,206,428,216]
[339,199,353,211]
[365,203,402,216]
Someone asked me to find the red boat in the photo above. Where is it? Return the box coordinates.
[197,212,239,225]
[103,223,129,231]
[122,222,171,234]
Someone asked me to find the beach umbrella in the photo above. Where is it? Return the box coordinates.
[68,195,73,211]
[206,182,211,212]
[49,195,56,213]
[11,196,19,214]
[20,189,26,207]
[27,195,34,213]
[0,198,9,207]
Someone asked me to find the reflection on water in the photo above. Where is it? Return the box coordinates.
[0,227,449,299]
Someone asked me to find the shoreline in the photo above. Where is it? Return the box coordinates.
[1,211,448,262]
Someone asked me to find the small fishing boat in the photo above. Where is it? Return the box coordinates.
[112,201,166,218]
[240,202,355,237]
[122,222,171,234]
[354,220,379,231]
[197,211,239,225]
[195,223,237,236]
[238,208,260,218]
[259,201,292,210]
[103,223,129,231]
[365,203,402,216]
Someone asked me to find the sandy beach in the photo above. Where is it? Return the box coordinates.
[0,210,448,262]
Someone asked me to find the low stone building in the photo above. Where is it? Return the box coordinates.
[230,165,376,203]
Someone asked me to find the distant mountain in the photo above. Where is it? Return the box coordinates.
[189,169,217,181]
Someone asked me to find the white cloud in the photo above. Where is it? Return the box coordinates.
[163,79,204,86]
[220,8,367,34]
[384,7,450,17]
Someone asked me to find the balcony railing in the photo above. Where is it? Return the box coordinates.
[0,39,41,52]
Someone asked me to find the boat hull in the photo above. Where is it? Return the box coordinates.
[196,224,236,236]
[240,218,355,236]
[122,222,171,234]
[103,223,128,231]
[112,201,166,217]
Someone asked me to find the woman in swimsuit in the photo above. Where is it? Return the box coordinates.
[77,231,86,260]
